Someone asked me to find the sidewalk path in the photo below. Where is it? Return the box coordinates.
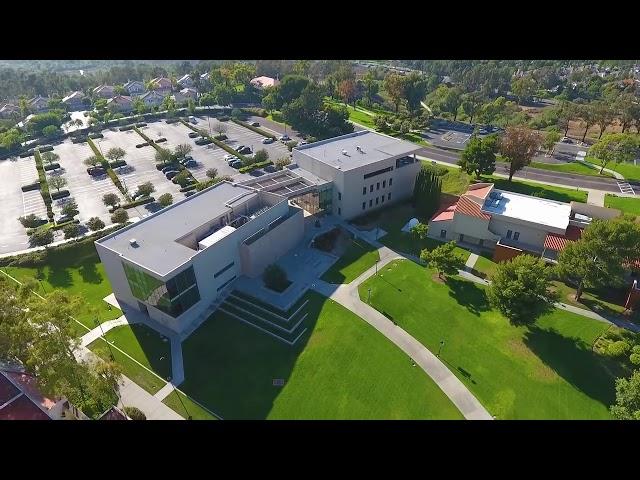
[587,189,605,206]
[80,316,133,348]
[465,253,479,271]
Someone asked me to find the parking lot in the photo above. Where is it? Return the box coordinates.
[95,128,185,205]
[51,140,123,224]
[0,156,47,253]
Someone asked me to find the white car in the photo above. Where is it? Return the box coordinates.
[223,154,236,161]
[226,156,240,165]
[279,135,291,142]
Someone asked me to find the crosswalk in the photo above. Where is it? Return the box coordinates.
[617,180,636,195]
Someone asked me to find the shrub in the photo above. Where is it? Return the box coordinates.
[312,227,341,252]
[29,228,54,247]
[231,108,242,119]
[111,208,129,224]
[63,223,81,239]
[285,141,298,151]
[214,134,227,141]
[263,264,289,292]
[61,200,79,218]
[87,217,105,231]
[253,149,269,164]
[123,406,146,420]
[206,168,218,179]
[136,181,155,197]
[607,341,631,357]
[19,214,46,228]
[630,353,640,366]
[172,170,192,188]
[275,156,291,170]
[158,193,173,207]
[238,161,273,174]
[392,119,402,131]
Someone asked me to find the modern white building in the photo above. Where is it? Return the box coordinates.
[96,182,305,334]
[428,183,620,261]
[291,130,422,220]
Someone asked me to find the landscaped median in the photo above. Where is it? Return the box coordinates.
[179,119,249,164]
[86,137,128,198]
[359,259,632,419]
[33,149,54,221]
[231,118,276,139]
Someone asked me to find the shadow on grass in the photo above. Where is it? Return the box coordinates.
[175,292,322,419]
[129,323,172,381]
[78,261,102,285]
[523,326,617,406]
[46,264,73,289]
[445,277,490,316]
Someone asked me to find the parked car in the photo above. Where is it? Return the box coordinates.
[181,159,197,168]
[189,116,198,124]
[87,167,106,176]
[238,146,252,155]
[561,137,573,143]
[188,132,199,138]
[298,140,308,146]
[251,122,260,127]
[165,170,180,179]
[234,145,246,152]
[224,154,237,161]
[279,135,291,142]
[226,156,240,165]
[230,160,243,169]
[262,137,275,144]
[161,164,180,174]
[56,215,74,224]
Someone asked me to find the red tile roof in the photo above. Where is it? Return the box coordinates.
[430,195,459,222]
[543,225,583,251]
[0,394,50,420]
[456,195,491,220]
[465,185,493,200]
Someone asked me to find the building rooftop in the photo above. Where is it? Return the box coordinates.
[97,182,264,276]
[295,130,421,171]
[482,190,571,232]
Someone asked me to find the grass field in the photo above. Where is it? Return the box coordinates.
[604,194,640,216]
[471,253,498,279]
[1,241,121,333]
[487,177,588,203]
[585,157,640,182]
[359,259,629,419]
[163,390,219,420]
[320,239,380,284]
[88,323,171,395]
[530,160,613,178]
[173,291,463,419]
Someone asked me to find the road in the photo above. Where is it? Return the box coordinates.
[416,145,631,193]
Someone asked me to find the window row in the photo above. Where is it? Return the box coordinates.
[362,193,392,210]
[362,178,392,195]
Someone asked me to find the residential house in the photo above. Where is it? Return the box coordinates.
[180,87,197,101]
[177,74,194,88]
[200,72,210,81]
[149,77,173,97]
[140,90,165,108]
[62,91,86,111]
[250,76,280,90]
[0,369,67,420]
[0,102,20,118]
[93,85,115,99]
[427,183,621,263]
[28,95,49,112]
[123,80,146,97]
[106,95,133,113]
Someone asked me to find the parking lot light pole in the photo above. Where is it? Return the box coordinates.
[95,317,115,362]
[367,288,371,303]
[174,385,192,420]
[437,340,445,357]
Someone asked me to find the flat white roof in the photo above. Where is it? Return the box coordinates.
[482,190,571,231]
[198,225,236,249]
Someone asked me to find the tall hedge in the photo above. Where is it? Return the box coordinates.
[413,166,442,220]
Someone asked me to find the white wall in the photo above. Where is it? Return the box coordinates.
[488,216,549,251]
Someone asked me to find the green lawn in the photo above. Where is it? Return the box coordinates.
[359,259,629,419]
[324,99,377,129]
[1,241,122,333]
[173,291,463,419]
[471,253,498,279]
[585,157,640,182]
[530,161,613,178]
[163,390,219,420]
[604,194,640,216]
[486,177,588,203]
[88,323,171,395]
[320,239,380,284]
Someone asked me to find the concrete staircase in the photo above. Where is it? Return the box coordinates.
[179,283,235,341]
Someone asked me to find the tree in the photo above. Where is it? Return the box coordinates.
[154,148,173,164]
[174,143,193,160]
[458,135,497,178]
[588,133,639,174]
[87,217,105,231]
[592,101,616,139]
[29,228,54,247]
[172,170,191,188]
[511,75,538,104]
[42,125,60,138]
[105,147,126,163]
[361,71,379,104]
[542,129,562,155]
[111,208,129,224]
[41,151,59,166]
[253,149,269,164]
[205,168,218,179]
[374,114,388,131]
[556,218,640,300]
[213,84,235,106]
[413,166,442,218]
[461,92,484,123]
[18,214,43,228]
[337,79,358,106]
[578,103,597,142]
[410,222,428,240]
[383,73,406,112]
[158,193,173,207]
[498,126,542,181]
[84,155,101,168]
[610,370,640,420]
[61,199,79,218]
[263,264,289,291]
[62,223,81,239]
[275,156,291,170]
[420,242,465,280]
[102,193,120,208]
[213,122,227,136]
[187,99,196,115]
[557,101,576,137]
[133,98,146,115]
[402,72,430,113]
[487,254,557,324]
[0,128,25,151]
[136,181,155,198]
[48,175,67,193]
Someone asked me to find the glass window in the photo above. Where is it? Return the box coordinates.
[388,192,391,201]
[506,230,512,239]
[214,261,234,279]
[383,180,386,188]
[338,207,341,215]
[381,195,385,204]
[363,186,366,195]
[513,232,520,241]
[376,197,379,205]
[369,199,372,207]
[362,202,366,210]
[376,182,380,190]
[338,192,341,201]
[370,185,373,193]
[389,178,393,186]
[440,229,446,238]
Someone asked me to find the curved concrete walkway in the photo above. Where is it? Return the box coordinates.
[311,247,493,420]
